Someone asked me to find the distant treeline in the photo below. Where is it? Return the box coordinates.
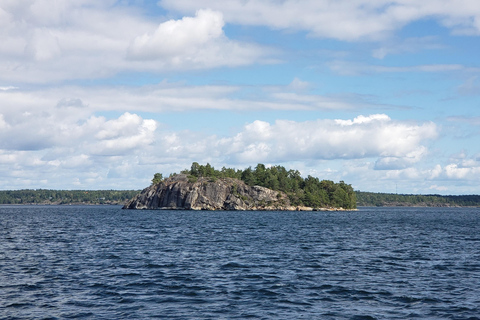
[0,189,140,205]
[356,191,480,207]
[167,162,357,209]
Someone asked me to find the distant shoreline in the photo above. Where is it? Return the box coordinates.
[0,190,139,206]
[357,205,479,208]
[1,189,479,207]
[1,203,477,209]
[356,191,480,207]
[0,203,124,206]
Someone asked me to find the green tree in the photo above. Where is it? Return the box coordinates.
[205,163,215,177]
[151,173,163,185]
[241,167,256,186]
[254,163,267,185]
[190,162,200,176]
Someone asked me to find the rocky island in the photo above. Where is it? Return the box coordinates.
[123,163,357,211]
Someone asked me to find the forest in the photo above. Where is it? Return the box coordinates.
[171,162,357,209]
[0,189,139,205]
[356,191,480,207]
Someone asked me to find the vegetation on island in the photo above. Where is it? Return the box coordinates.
[153,162,357,209]
[0,189,140,205]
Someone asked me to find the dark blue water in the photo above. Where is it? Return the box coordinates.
[1,206,479,319]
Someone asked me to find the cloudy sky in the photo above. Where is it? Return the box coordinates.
[1,0,480,194]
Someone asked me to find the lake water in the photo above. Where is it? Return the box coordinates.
[1,205,479,319]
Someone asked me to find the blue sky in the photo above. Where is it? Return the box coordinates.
[0,0,479,194]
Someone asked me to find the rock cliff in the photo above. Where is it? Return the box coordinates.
[123,174,293,210]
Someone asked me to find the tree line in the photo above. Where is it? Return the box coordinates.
[0,189,139,205]
[157,162,357,209]
[356,191,480,207]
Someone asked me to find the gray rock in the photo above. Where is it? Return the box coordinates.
[122,174,291,210]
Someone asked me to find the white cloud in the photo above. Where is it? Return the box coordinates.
[24,28,62,61]
[0,1,151,83]
[0,108,160,189]
[127,9,269,69]
[160,0,480,40]
[424,157,480,182]
[128,9,224,60]
[374,146,429,170]
[445,163,480,179]
[91,113,157,156]
[0,92,157,155]
[0,105,477,192]
[0,2,271,83]
[335,114,391,126]
[217,115,437,163]
[0,107,439,189]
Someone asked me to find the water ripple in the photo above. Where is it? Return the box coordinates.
[1,205,479,319]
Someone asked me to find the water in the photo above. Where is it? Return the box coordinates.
[1,206,479,320]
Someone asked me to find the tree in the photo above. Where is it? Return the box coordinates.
[241,167,256,186]
[221,166,238,179]
[254,163,267,185]
[151,173,163,185]
[205,163,215,177]
[190,162,200,176]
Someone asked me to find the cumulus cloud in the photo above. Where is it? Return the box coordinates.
[160,0,480,40]
[216,115,438,163]
[0,1,150,83]
[0,107,439,189]
[91,113,157,156]
[128,9,224,60]
[0,107,160,189]
[444,164,472,179]
[422,155,480,187]
[374,146,429,170]
[439,156,480,180]
[127,9,269,69]
[138,114,436,167]
[0,105,477,192]
[0,2,271,83]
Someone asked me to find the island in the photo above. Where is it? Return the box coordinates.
[123,163,357,211]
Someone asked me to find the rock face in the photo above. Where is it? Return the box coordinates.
[123,174,292,210]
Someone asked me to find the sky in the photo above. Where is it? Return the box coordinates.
[0,0,480,194]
